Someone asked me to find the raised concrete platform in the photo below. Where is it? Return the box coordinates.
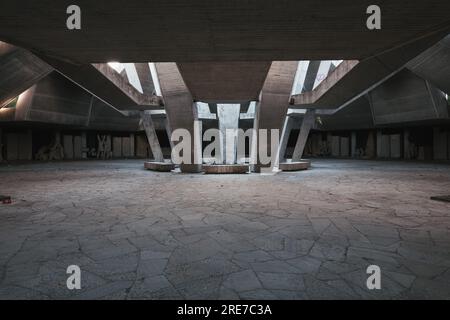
[279,160,311,171]
[144,161,175,172]
[203,164,249,174]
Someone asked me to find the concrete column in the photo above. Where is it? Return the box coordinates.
[141,111,164,162]
[81,131,87,159]
[135,63,155,96]
[351,131,357,158]
[278,116,297,163]
[403,129,410,159]
[130,133,135,158]
[292,110,316,161]
[252,61,298,172]
[218,104,240,164]
[155,63,201,172]
[376,130,383,158]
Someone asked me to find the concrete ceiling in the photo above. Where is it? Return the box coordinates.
[0,1,449,63]
[177,62,271,102]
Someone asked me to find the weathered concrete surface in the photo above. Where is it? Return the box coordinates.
[407,35,450,95]
[369,70,448,125]
[1,159,450,299]
[1,1,450,62]
[134,63,155,96]
[279,161,311,171]
[177,62,271,102]
[290,29,450,109]
[141,112,164,162]
[203,164,249,174]
[144,161,175,172]
[155,63,202,173]
[39,56,161,110]
[252,61,298,171]
[0,43,52,106]
[292,110,316,161]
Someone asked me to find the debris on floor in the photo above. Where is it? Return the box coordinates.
[430,195,450,203]
[1,195,12,204]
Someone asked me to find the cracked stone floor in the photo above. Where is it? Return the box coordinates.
[0,159,450,300]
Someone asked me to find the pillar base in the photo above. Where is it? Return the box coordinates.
[203,164,249,174]
[180,164,203,173]
[144,161,175,172]
[279,160,311,171]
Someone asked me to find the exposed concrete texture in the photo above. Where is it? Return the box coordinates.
[134,63,155,96]
[0,43,52,106]
[218,104,241,164]
[155,63,202,173]
[2,1,450,62]
[369,70,448,125]
[292,110,316,161]
[141,112,164,162]
[177,62,271,102]
[144,161,175,172]
[203,164,249,174]
[278,116,299,163]
[39,56,161,111]
[252,61,298,171]
[279,161,310,171]
[290,29,450,110]
[1,159,450,299]
[301,61,322,93]
[407,35,450,95]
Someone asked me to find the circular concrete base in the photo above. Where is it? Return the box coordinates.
[279,160,311,171]
[144,161,175,172]
[203,164,249,174]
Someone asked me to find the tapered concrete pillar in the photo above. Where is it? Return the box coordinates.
[141,111,164,162]
[155,63,202,172]
[292,110,316,161]
[251,61,298,172]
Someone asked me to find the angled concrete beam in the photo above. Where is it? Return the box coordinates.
[135,63,156,96]
[407,35,450,95]
[141,111,164,162]
[302,61,321,93]
[252,61,298,172]
[155,63,202,173]
[292,109,316,161]
[38,55,161,110]
[0,43,52,106]
[290,28,450,110]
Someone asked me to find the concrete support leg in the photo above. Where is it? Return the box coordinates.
[292,110,316,162]
[251,61,298,172]
[81,131,87,159]
[141,111,164,162]
[278,116,297,164]
[155,63,202,172]
[351,131,357,158]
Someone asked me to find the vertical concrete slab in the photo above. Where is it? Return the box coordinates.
[73,136,82,159]
[130,133,135,158]
[141,112,164,162]
[340,137,350,157]
[278,116,297,163]
[404,129,410,160]
[81,132,87,159]
[433,127,448,160]
[155,63,201,172]
[218,104,240,164]
[17,129,32,160]
[6,133,18,161]
[366,131,376,158]
[390,134,401,159]
[122,137,131,157]
[292,109,316,161]
[376,131,382,158]
[136,134,149,158]
[113,137,122,158]
[63,135,74,160]
[331,136,340,157]
[351,132,357,158]
[381,135,390,158]
[252,61,298,171]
